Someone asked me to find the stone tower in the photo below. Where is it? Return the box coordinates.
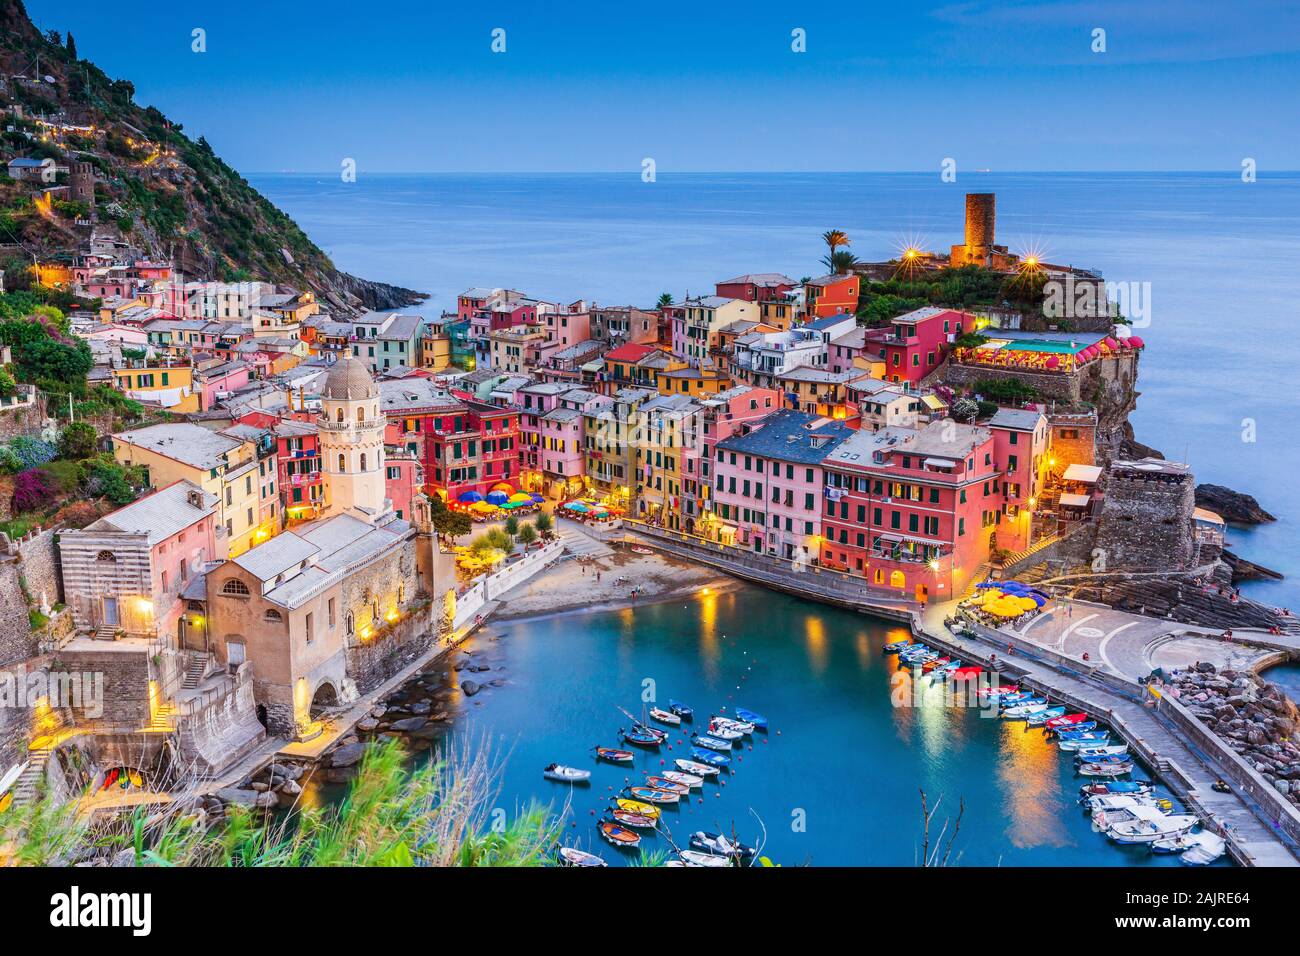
[1094,458,1196,571]
[319,356,390,523]
[950,193,1012,269]
[70,160,95,208]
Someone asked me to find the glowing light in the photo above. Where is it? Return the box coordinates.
[385,608,399,623]
[904,248,919,260]
[928,558,940,571]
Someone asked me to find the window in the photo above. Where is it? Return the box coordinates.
[221,579,250,596]
[263,609,282,623]
[96,550,116,562]
[338,453,346,472]
[346,611,355,636]
[305,612,314,645]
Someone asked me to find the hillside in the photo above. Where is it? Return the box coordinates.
[0,0,423,313]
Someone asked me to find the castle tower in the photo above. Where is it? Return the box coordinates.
[70,161,95,208]
[950,193,1005,268]
[319,356,390,524]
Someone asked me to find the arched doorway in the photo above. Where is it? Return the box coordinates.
[889,570,906,590]
[310,681,339,719]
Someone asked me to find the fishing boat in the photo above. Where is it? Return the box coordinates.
[1053,721,1099,735]
[1058,733,1112,751]
[1025,706,1068,726]
[691,734,732,751]
[920,655,951,674]
[1179,831,1227,865]
[556,846,607,867]
[621,728,663,748]
[598,818,643,849]
[733,707,768,729]
[676,758,721,777]
[661,770,704,789]
[645,776,689,794]
[543,763,591,783]
[1078,760,1135,778]
[979,684,1019,698]
[995,691,1036,706]
[948,665,982,680]
[611,809,658,829]
[903,651,940,667]
[703,724,744,742]
[1086,793,1172,815]
[595,746,635,764]
[679,849,733,868]
[689,831,756,859]
[627,785,680,805]
[883,639,913,653]
[710,716,755,735]
[668,700,694,720]
[1001,702,1049,719]
[1090,796,1175,828]
[1105,807,1199,845]
[690,748,731,767]
[1044,712,1089,730]
[615,798,661,819]
[1079,780,1153,800]
[649,707,682,726]
[1075,743,1129,759]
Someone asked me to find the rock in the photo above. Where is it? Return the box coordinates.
[391,716,428,732]
[470,664,492,673]
[330,742,366,768]
[1196,661,1216,674]
[279,778,302,796]
[216,787,269,807]
[1195,484,1275,524]
[462,680,481,697]
[356,717,380,732]
[110,848,137,867]
[250,781,269,792]
[410,701,431,715]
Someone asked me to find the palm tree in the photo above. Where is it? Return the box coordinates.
[821,230,850,273]
[822,249,859,275]
[656,293,673,309]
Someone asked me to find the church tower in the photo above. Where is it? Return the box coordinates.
[319,356,390,524]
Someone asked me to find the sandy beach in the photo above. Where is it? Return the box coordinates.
[491,543,739,622]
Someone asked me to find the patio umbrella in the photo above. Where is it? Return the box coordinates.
[470,500,498,514]
[1128,336,1145,349]
[458,491,484,504]
[508,492,533,504]
[563,501,589,512]
[486,491,509,505]
[529,493,545,502]
[491,482,515,494]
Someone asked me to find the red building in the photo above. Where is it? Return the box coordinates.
[238,412,324,526]
[804,274,860,318]
[986,407,1050,553]
[820,420,1002,602]
[714,273,796,303]
[875,307,969,386]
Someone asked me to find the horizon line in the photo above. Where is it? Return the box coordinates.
[245,168,1298,177]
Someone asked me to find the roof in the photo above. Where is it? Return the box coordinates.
[378,377,461,413]
[985,407,1045,432]
[802,313,856,331]
[113,423,244,470]
[233,532,320,582]
[1062,463,1103,484]
[259,514,412,608]
[716,409,854,464]
[603,342,658,363]
[322,356,378,401]
[717,273,794,287]
[79,480,217,545]
[376,314,425,341]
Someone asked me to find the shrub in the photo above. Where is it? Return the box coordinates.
[534,511,553,534]
[516,523,538,546]
[13,468,57,512]
[2,437,56,472]
[503,516,519,538]
[58,422,98,459]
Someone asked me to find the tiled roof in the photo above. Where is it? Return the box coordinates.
[716,409,854,464]
[113,423,244,470]
[81,480,217,545]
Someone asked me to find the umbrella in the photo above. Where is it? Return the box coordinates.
[458,491,484,504]
[529,493,545,502]
[470,500,498,514]
[508,492,533,503]
[500,500,525,509]
[563,501,589,512]
[486,491,509,505]
[1128,336,1145,349]
[491,482,515,494]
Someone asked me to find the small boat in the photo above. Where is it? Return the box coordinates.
[630,546,654,555]
[995,691,1036,706]
[1079,760,1134,778]
[1086,793,1172,815]
[690,831,756,859]
[1054,722,1099,736]
[543,764,591,783]
[703,724,744,742]
[611,809,658,829]
[690,748,731,767]
[556,846,607,867]
[902,651,940,667]
[595,746,635,764]
[1058,733,1111,752]
[668,700,694,720]
[627,786,680,805]
[1105,809,1199,845]
[622,728,663,748]
[1078,752,1131,764]
[1044,712,1089,729]
[1079,780,1153,800]
[661,770,704,789]
[921,655,951,674]
[1001,703,1049,720]
[675,758,720,778]
[1179,831,1227,865]
[679,849,733,868]
[598,818,642,849]
[948,666,982,680]
[709,716,754,735]
[1025,706,1068,726]
[615,798,661,819]
[733,707,767,729]
[649,707,681,726]
[1075,743,1129,759]
[979,684,1019,698]
[883,639,913,653]
[692,734,732,751]
[645,776,689,794]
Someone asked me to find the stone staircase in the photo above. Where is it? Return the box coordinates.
[94,623,117,641]
[959,564,992,601]
[999,531,1065,569]
[9,748,50,807]
[181,652,209,690]
[147,701,177,732]
[557,523,613,559]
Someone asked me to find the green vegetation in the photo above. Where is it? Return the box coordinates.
[855,266,1046,326]
[534,511,553,535]
[516,522,538,546]
[973,377,1040,405]
[428,494,472,541]
[469,528,513,555]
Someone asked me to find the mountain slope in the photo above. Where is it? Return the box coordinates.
[0,0,423,313]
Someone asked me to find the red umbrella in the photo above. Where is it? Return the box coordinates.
[1102,337,1118,350]
[1045,354,1060,369]
[1128,336,1145,349]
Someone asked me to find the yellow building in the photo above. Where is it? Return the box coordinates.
[632,394,699,531]
[112,422,277,558]
[111,359,200,413]
[656,363,731,398]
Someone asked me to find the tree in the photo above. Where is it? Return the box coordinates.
[534,511,553,535]
[433,509,472,542]
[65,33,77,59]
[517,523,538,546]
[58,422,98,459]
[823,249,859,275]
[503,515,519,539]
[821,230,850,272]
[656,293,673,309]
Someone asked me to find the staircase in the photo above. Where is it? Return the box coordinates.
[147,701,176,732]
[959,564,992,601]
[94,623,117,641]
[9,748,51,807]
[181,652,209,690]
[998,530,1066,572]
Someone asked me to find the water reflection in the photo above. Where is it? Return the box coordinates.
[997,722,1073,849]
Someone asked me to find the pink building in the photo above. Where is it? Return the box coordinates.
[876,307,969,386]
[712,409,854,560]
[196,359,252,411]
[986,407,1049,552]
[537,388,606,497]
[715,273,796,303]
[692,385,782,536]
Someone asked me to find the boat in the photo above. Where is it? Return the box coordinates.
[689,831,756,859]
[1025,706,1068,726]
[598,818,642,849]
[611,809,658,829]
[1091,796,1175,828]
[902,651,940,667]
[1044,712,1089,729]
[630,546,654,555]
[622,728,663,748]
[679,850,733,868]
[709,716,755,735]
[691,734,732,751]
[979,684,1020,698]
[690,748,731,767]
[883,639,913,653]
[1078,760,1135,778]
[1086,793,1171,815]
[1079,780,1153,800]
[675,758,721,777]
[649,707,681,726]
[733,708,768,729]
[920,656,951,674]
[615,798,661,819]
[1074,743,1129,759]
[1105,808,1199,845]
[595,746,635,764]
[703,724,744,741]
[645,776,690,794]
[995,692,1036,706]
[1002,702,1050,719]
[556,846,607,867]
[668,700,694,720]
[1179,831,1227,865]
[1058,733,1112,751]
[543,764,591,783]
[627,785,680,804]
[1054,722,1100,736]
[948,666,982,680]
[661,770,704,789]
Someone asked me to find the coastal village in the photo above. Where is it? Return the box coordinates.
[0,10,1298,868]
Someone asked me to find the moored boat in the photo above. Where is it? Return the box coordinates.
[615,798,661,819]
[598,818,642,849]
[1058,733,1111,751]
[675,758,721,777]
[1074,743,1129,759]
[645,775,689,794]
[649,707,681,726]
[1053,721,1099,736]
[1045,712,1089,729]
[689,831,756,859]
[595,746,635,763]
[689,748,731,767]
[679,849,733,867]
[556,846,607,867]
[661,770,704,789]
[703,724,743,741]
[627,785,680,805]
[1025,706,1067,726]
[883,639,913,653]
[668,700,694,720]
[543,763,591,783]
[611,809,658,829]
[733,707,767,729]
[622,728,663,748]
[709,716,755,735]
[1179,831,1227,865]
[1079,760,1135,778]
[1078,780,1153,800]
[1105,808,1199,845]
[691,734,732,751]
[921,656,951,674]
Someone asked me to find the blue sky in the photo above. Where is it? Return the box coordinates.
[26,0,1300,172]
